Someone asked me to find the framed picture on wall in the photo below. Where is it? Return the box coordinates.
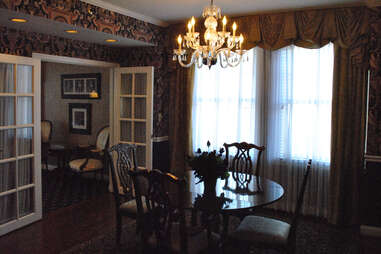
[69,103,92,135]
[61,73,101,99]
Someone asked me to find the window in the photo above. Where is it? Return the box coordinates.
[192,48,261,152]
[271,44,334,162]
[192,43,334,163]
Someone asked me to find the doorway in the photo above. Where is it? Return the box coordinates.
[33,53,119,214]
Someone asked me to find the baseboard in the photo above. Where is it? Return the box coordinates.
[364,154,381,163]
[152,136,168,142]
[42,164,57,171]
[361,225,381,238]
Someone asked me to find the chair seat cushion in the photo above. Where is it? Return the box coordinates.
[120,197,148,216]
[230,215,290,246]
[69,158,103,172]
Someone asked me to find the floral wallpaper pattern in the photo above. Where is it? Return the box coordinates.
[0,0,163,45]
[0,25,121,62]
[367,8,381,156]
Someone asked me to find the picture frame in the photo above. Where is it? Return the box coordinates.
[61,73,101,99]
[69,103,92,135]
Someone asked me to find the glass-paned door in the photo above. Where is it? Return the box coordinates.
[0,54,41,236]
[114,67,153,170]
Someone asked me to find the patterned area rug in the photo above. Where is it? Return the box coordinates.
[42,169,108,214]
[62,210,360,254]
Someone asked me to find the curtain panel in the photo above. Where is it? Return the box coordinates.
[167,6,371,225]
[168,66,194,178]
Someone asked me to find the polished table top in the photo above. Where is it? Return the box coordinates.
[184,170,284,212]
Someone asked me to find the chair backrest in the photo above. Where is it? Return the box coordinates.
[96,126,110,150]
[107,143,137,205]
[129,169,187,252]
[41,120,52,143]
[289,159,312,242]
[223,142,265,180]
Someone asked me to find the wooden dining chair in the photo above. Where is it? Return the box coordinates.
[129,169,219,254]
[223,142,266,181]
[222,142,265,221]
[107,143,144,247]
[225,159,312,254]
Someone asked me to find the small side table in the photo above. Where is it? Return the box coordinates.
[49,144,68,169]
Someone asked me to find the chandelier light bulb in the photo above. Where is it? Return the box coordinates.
[239,34,244,49]
[232,22,237,37]
[177,35,183,50]
[222,16,227,32]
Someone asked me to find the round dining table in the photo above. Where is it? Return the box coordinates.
[183,170,285,240]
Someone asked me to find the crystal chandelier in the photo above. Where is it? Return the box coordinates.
[173,0,246,69]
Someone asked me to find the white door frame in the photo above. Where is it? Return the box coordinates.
[32,53,120,152]
[0,53,41,236]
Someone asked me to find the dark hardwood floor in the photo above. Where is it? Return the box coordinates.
[1,187,380,254]
[0,193,117,254]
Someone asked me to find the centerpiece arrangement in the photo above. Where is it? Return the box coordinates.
[187,141,229,195]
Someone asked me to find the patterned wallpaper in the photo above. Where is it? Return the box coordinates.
[367,8,381,156]
[0,0,163,45]
[0,25,121,62]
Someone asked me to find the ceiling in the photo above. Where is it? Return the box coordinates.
[0,9,154,47]
[84,0,363,25]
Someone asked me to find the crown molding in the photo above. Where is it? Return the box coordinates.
[81,0,168,27]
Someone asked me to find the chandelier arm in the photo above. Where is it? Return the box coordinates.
[177,50,199,68]
[218,52,229,68]
[226,52,244,68]
[178,56,195,68]
[197,57,203,68]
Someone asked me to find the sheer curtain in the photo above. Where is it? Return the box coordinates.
[17,65,33,217]
[0,63,15,224]
[263,43,333,217]
[192,47,265,152]
[192,43,334,217]
[0,64,33,224]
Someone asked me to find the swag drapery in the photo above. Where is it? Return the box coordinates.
[168,6,370,225]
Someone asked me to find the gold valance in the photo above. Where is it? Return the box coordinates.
[168,6,370,51]
[234,7,370,50]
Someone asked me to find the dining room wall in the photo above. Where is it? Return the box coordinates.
[42,62,110,147]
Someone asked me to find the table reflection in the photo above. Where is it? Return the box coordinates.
[185,170,284,212]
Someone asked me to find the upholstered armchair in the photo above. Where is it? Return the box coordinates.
[41,120,52,170]
[68,126,110,183]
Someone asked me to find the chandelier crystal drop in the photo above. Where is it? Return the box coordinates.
[173,0,246,69]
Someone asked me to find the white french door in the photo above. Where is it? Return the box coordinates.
[0,54,41,236]
[114,67,153,170]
